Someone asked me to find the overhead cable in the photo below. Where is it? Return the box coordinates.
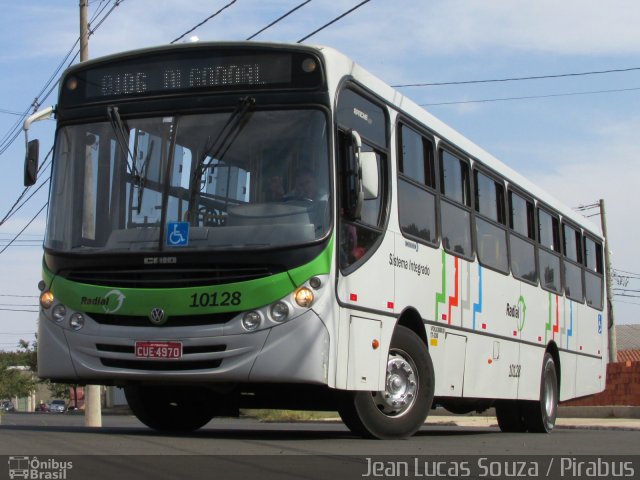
[170,0,238,44]
[246,0,312,40]
[297,0,370,43]
[393,66,640,88]
[421,86,640,106]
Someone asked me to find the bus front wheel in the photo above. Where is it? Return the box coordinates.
[124,385,215,432]
[338,326,435,439]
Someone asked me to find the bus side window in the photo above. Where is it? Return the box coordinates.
[439,148,472,259]
[338,131,386,269]
[508,190,537,284]
[538,208,562,293]
[397,123,437,246]
[584,236,604,309]
[474,169,508,274]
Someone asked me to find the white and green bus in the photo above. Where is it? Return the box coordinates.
[25,42,606,439]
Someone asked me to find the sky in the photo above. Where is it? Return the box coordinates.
[0,0,639,351]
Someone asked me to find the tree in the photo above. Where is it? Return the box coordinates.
[0,348,38,400]
[16,337,76,406]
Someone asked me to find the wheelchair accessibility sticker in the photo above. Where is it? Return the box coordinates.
[167,221,189,247]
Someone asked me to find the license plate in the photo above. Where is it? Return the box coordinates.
[135,341,182,359]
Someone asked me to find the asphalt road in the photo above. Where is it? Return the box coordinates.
[1,413,639,480]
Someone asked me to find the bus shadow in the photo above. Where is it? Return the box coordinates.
[0,422,497,441]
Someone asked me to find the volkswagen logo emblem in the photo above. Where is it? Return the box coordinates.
[149,307,167,326]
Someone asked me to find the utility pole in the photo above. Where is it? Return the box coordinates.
[80,0,102,428]
[600,199,617,364]
[80,0,89,62]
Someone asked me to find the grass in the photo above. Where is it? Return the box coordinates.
[241,409,339,422]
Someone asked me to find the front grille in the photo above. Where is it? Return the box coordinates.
[96,344,226,355]
[90,311,237,327]
[100,358,222,371]
[64,266,272,288]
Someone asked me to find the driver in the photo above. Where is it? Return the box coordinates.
[267,167,326,202]
[286,167,318,200]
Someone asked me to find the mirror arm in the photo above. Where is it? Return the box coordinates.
[23,106,55,148]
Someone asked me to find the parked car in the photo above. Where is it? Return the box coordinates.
[49,400,66,413]
[1,400,15,412]
[35,402,49,412]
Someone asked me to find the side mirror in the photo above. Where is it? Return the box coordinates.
[360,151,379,200]
[24,140,39,186]
[346,130,364,220]
[22,106,54,187]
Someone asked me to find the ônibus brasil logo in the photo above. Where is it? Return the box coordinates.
[8,456,72,479]
[79,289,126,314]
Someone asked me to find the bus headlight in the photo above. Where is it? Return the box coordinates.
[270,302,290,322]
[39,291,55,309]
[52,304,67,323]
[242,311,261,331]
[294,287,314,308]
[69,313,85,331]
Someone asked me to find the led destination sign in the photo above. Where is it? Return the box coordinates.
[61,49,322,105]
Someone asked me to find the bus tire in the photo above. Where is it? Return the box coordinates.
[337,326,434,439]
[523,353,558,433]
[124,385,215,432]
[495,400,527,432]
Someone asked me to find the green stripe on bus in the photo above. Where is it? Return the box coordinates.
[43,236,333,317]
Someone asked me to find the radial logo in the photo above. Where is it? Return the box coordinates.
[102,290,126,314]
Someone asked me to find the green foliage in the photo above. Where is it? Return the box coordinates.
[0,338,38,399]
[47,381,71,400]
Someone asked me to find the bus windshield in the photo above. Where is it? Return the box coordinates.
[45,108,330,253]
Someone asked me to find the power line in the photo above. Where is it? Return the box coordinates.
[170,0,238,44]
[615,300,640,307]
[613,293,640,299]
[613,268,640,278]
[246,0,312,40]
[297,0,371,43]
[0,177,51,227]
[0,108,24,117]
[0,203,48,256]
[0,308,39,313]
[393,66,640,88]
[420,86,640,106]
[0,148,52,227]
[0,0,124,158]
[0,304,38,308]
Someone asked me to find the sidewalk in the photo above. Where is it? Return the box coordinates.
[427,406,640,430]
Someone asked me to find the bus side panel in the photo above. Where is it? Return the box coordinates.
[462,331,519,399]
[558,350,577,402]
[392,235,441,324]
[458,266,519,399]
[335,232,396,391]
[575,303,606,398]
[518,343,545,401]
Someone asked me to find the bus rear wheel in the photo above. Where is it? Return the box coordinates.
[523,353,558,433]
[495,400,527,432]
[338,326,434,439]
[124,385,215,432]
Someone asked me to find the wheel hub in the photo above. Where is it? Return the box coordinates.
[374,349,418,417]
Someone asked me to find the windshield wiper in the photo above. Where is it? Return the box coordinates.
[107,105,142,183]
[108,105,150,213]
[187,96,255,223]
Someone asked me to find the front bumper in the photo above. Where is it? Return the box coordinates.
[37,308,329,386]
